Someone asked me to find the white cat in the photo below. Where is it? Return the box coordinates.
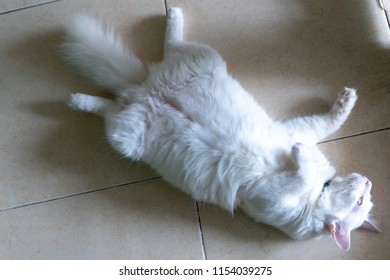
[62,7,380,250]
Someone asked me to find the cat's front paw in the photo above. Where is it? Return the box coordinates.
[331,87,357,116]
[292,143,313,163]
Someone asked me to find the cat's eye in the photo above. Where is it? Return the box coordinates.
[357,196,364,206]
[322,180,331,191]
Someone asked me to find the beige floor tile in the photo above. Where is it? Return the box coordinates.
[2,0,389,261]
[166,0,390,138]
[0,0,57,14]
[199,130,390,259]
[0,0,166,210]
[0,179,203,259]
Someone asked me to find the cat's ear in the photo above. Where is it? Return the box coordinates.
[329,221,351,251]
[359,218,381,232]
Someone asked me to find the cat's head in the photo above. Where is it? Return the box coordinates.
[317,173,380,250]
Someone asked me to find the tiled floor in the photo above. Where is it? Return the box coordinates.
[0,0,389,259]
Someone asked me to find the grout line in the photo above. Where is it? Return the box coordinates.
[319,127,390,144]
[379,0,390,29]
[384,9,390,29]
[163,0,168,15]
[0,176,162,213]
[195,201,208,260]
[0,0,61,16]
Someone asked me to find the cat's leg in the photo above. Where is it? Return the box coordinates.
[104,103,148,160]
[164,7,184,55]
[68,93,117,117]
[69,93,147,159]
[291,143,319,187]
[283,87,357,143]
[239,143,319,222]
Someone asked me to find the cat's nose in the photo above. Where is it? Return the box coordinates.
[365,179,372,190]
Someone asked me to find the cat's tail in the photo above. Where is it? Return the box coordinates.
[62,15,147,92]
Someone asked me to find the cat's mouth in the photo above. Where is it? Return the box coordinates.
[354,177,372,208]
[357,195,364,206]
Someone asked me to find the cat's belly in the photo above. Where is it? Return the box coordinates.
[141,42,272,133]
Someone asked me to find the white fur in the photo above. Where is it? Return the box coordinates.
[63,8,379,250]
[62,14,147,91]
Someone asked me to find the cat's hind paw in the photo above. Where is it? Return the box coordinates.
[168,7,183,21]
[68,93,114,116]
[68,93,88,111]
[165,7,184,46]
[331,87,357,116]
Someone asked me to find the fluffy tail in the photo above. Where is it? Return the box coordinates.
[62,15,147,91]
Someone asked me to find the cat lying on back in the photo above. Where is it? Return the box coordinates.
[62,7,380,250]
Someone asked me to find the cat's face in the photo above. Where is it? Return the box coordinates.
[321,173,373,221]
[317,173,379,250]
